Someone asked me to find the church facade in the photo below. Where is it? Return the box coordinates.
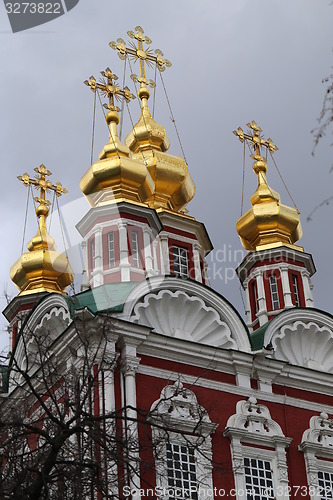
[2,27,333,500]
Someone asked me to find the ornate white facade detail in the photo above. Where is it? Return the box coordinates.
[224,397,291,500]
[300,413,333,499]
[131,289,238,349]
[269,321,333,373]
[150,381,217,500]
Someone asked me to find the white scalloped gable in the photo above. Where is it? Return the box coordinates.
[124,277,251,351]
[264,309,333,373]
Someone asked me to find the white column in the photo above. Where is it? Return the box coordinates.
[93,226,103,287]
[256,271,268,326]
[301,270,314,307]
[159,234,170,275]
[192,243,202,283]
[280,266,293,308]
[118,222,131,282]
[121,355,141,499]
[143,228,154,277]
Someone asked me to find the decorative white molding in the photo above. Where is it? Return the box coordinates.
[150,380,216,436]
[131,289,237,349]
[300,413,333,499]
[269,321,333,373]
[150,381,217,500]
[224,397,291,500]
[122,277,250,351]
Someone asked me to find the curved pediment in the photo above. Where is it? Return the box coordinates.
[264,309,333,373]
[123,277,251,351]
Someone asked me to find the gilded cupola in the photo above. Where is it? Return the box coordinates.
[234,121,302,252]
[10,165,74,295]
[111,26,195,213]
[80,68,155,207]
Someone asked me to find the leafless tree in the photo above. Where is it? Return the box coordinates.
[0,309,224,500]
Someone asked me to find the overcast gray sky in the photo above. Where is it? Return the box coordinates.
[1,0,333,351]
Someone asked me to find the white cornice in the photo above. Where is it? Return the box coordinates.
[137,364,333,414]
[76,202,162,237]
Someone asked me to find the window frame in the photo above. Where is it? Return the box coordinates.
[107,231,115,268]
[224,397,291,500]
[269,274,280,310]
[150,381,216,500]
[291,274,300,307]
[172,245,189,278]
[300,413,333,500]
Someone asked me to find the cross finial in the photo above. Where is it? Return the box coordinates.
[84,67,136,112]
[233,120,278,158]
[109,26,171,90]
[18,164,67,210]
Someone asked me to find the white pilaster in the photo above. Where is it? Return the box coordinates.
[243,282,252,326]
[193,243,203,283]
[118,222,131,282]
[143,228,154,277]
[280,266,293,308]
[92,226,103,287]
[153,239,159,272]
[159,234,170,275]
[256,271,268,326]
[302,270,314,307]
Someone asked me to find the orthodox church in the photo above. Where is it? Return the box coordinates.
[2,27,333,500]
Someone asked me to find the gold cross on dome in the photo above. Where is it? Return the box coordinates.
[18,164,67,206]
[84,68,136,112]
[109,26,171,89]
[233,120,278,157]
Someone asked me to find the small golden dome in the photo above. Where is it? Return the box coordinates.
[80,108,155,207]
[236,154,302,251]
[125,86,195,212]
[10,167,74,296]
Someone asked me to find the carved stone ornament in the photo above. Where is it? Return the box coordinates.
[131,289,237,349]
[225,397,286,439]
[150,380,217,436]
[270,321,333,372]
[301,412,333,451]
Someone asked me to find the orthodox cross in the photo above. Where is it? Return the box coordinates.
[109,26,171,89]
[84,67,135,112]
[18,164,67,207]
[233,120,278,158]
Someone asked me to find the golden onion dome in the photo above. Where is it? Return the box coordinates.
[236,154,302,251]
[10,195,74,296]
[125,85,195,212]
[80,107,155,207]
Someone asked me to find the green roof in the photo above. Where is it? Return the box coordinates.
[68,282,138,315]
[249,323,269,351]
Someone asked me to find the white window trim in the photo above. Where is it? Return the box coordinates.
[291,274,300,307]
[132,230,139,268]
[300,412,333,500]
[150,381,217,500]
[269,274,280,310]
[108,231,115,268]
[172,246,189,278]
[223,397,291,500]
